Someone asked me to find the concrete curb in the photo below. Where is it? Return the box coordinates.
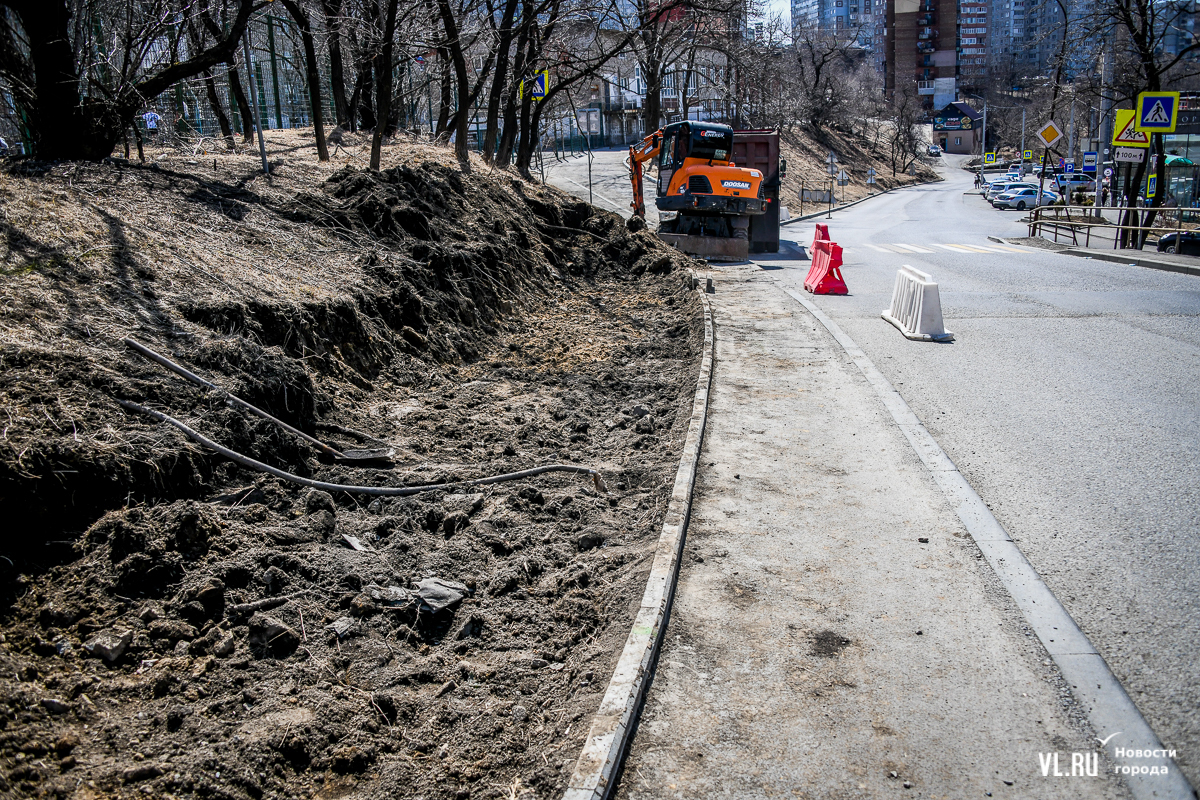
[562,273,716,800]
[779,285,1195,800]
[782,177,944,225]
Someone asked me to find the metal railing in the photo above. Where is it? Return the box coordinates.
[1028,205,1188,250]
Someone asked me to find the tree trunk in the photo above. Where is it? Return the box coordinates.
[370,0,399,170]
[202,68,236,149]
[481,0,520,162]
[436,0,473,166]
[319,0,350,128]
[228,64,255,143]
[280,0,330,161]
[435,48,453,135]
[495,21,531,166]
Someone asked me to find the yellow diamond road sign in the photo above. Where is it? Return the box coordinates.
[1037,121,1063,148]
[1112,109,1150,147]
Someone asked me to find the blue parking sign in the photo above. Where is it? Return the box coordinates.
[1065,162,1075,173]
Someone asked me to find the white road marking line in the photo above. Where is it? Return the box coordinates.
[890,243,936,253]
[931,243,975,252]
[779,285,1195,800]
[864,244,894,253]
[953,244,995,253]
[992,245,1028,253]
[965,245,1005,253]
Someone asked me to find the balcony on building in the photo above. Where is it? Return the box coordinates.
[917,79,936,94]
[917,41,936,52]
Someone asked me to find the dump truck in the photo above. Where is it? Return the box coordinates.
[627,121,771,261]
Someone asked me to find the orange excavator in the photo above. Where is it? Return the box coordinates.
[627,121,767,260]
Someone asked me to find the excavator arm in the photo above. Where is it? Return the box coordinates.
[627,130,661,219]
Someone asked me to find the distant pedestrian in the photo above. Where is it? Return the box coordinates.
[1101,186,1109,206]
[142,110,162,137]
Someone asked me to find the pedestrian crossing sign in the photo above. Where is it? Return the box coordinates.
[1135,91,1179,133]
[520,71,549,101]
[1023,149,1032,160]
[1112,109,1150,147]
[984,152,996,165]
[1147,174,1157,197]
[1036,121,1063,148]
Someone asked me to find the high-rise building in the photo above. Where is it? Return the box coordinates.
[886,0,958,110]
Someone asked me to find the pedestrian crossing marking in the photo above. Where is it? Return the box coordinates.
[855,243,1033,255]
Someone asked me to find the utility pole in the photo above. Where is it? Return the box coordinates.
[1068,103,1076,167]
[979,102,987,187]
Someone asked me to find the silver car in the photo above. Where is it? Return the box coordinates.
[993,187,1057,210]
[985,181,1039,201]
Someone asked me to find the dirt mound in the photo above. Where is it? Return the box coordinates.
[0,144,703,799]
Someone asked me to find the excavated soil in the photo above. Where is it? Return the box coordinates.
[0,135,704,799]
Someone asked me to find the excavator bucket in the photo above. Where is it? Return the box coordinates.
[657,232,749,262]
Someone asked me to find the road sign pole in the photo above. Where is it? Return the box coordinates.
[1021,109,1026,173]
[979,103,987,187]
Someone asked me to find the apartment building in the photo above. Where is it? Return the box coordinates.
[886,0,958,110]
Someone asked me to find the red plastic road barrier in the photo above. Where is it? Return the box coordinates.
[804,240,848,295]
[812,223,830,252]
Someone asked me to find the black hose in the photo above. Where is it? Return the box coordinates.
[116,399,607,496]
[124,337,348,460]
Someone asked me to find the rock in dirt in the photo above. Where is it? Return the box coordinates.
[122,763,164,783]
[83,629,132,662]
[325,616,356,640]
[442,511,469,536]
[416,578,469,613]
[306,490,336,514]
[443,493,485,515]
[248,614,300,658]
[575,528,606,551]
[361,583,419,611]
[148,619,198,641]
[40,698,70,714]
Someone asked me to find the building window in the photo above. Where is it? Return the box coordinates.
[955,137,962,145]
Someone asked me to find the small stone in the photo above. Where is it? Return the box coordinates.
[83,629,132,662]
[903,781,912,789]
[59,755,77,770]
[305,490,336,514]
[173,639,190,656]
[511,704,528,722]
[41,698,70,714]
[122,764,163,783]
[325,616,356,640]
[916,630,923,636]
[416,578,469,613]
[918,537,929,543]
[191,656,215,677]
[1002,780,1013,786]
[628,404,650,418]
[55,734,79,755]
[889,771,899,779]
[575,528,605,551]
[435,680,457,697]
[138,604,163,623]
[213,632,236,658]
[148,619,198,641]
[634,415,656,434]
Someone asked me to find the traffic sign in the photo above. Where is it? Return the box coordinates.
[1065,162,1075,173]
[1082,151,1097,172]
[1112,109,1150,147]
[1135,91,1180,133]
[984,152,996,165]
[1103,167,1113,177]
[1114,146,1145,163]
[1023,149,1032,160]
[1037,121,1064,147]
[1147,174,1157,197]
[521,70,549,100]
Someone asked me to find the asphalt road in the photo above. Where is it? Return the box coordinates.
[542,150,637,219]
[547,152,1200,788]
[776,158,1200,788]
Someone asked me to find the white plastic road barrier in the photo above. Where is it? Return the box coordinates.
[882,265,954,342]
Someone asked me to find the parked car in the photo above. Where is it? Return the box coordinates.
[1007,166,1023,180]
[1052,173,1096,193]
[1156,231,1200,255]
[993,187,1058,210]
[927,144,942,156]
[985,180,1038,201]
